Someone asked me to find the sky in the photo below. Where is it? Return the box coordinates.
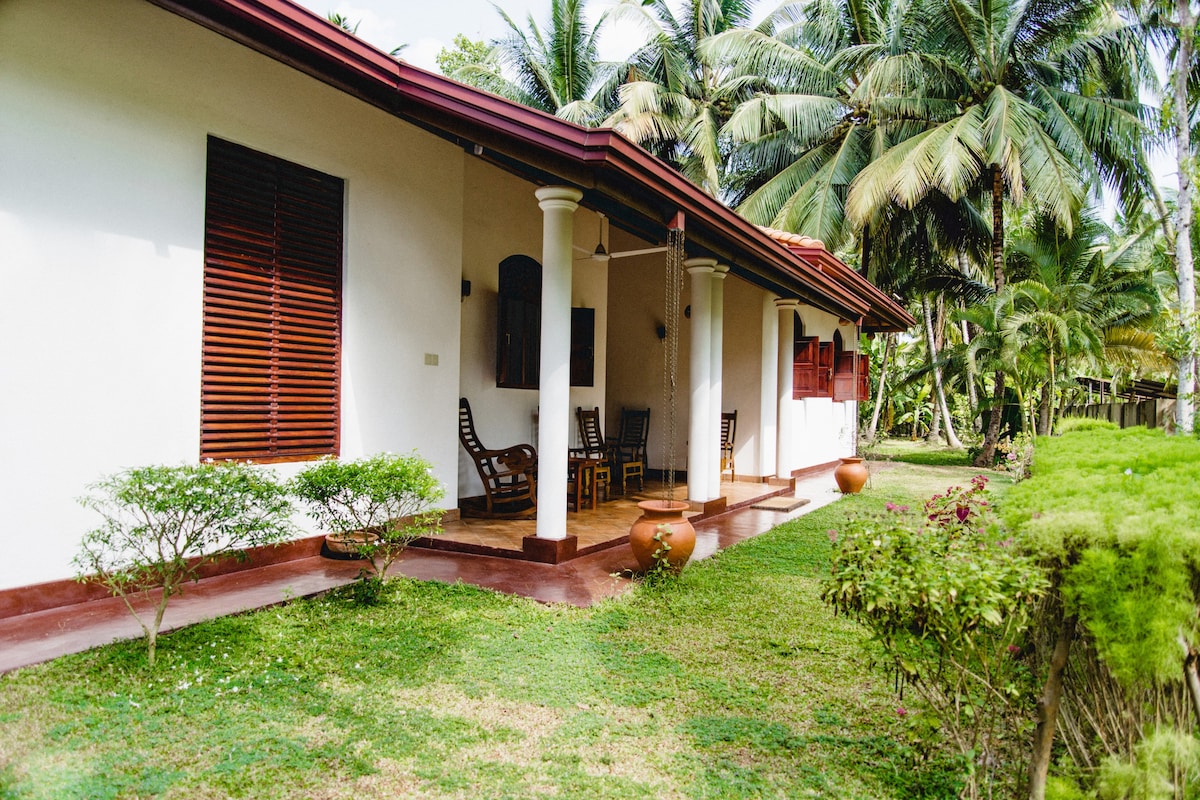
[293,0,650,72]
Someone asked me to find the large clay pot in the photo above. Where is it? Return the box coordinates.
[834,457,869,494]
[629,500,696,572]
[322,530,381,560]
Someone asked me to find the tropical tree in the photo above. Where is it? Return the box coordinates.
[1172,0,1197,435]
[605,0,763,195]
[1126,0,1199,433]
[436,34,490,76]
[703,0,933,251]
[843,0,1147,463]
[858,192,991,444]
[1000,213,1163,435]
[450,0,617,125]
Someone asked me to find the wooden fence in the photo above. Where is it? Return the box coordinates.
[1061,398,1176,430]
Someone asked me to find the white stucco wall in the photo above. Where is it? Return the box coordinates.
[787,306,860,471]
[456,159,608,500]
[0,0,466,589]
[720,277,766,479]
[605,249,682,473]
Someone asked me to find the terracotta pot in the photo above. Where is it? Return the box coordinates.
[629,500,696,572]
[322,530,381,559]
[834,457,868,494]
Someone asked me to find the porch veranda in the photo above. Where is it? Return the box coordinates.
[424,477,803,559]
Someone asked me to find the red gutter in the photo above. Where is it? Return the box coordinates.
[147,0,914,332]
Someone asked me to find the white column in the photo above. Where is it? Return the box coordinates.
[708,264,728,497]
[534,186,582,540]
[686,258,716,502]
[759,294,778,478]
[775,299,799,478]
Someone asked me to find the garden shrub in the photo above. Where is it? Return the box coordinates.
[1097,728,1200,800]
[823,476,1047,796]
[291,452,444,601]
[1054,417,1118,435]
[75,462,294,665]
[1004,427,1200,789]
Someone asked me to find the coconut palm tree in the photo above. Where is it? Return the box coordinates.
[701,0,935,250]
[604,0,763,195]
[842,0,1147,463]
[1000,212,1163,434]
[1121,0,1198,433]
[450,0,617,125]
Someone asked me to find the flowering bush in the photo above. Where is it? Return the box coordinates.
[823,476,1047,794]
[996,433,1035,481]
[291,453,444,602]
[75,462,294,665]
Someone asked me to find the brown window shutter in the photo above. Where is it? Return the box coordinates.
[496,255,541,389]
[818,342,834,397]
[793,337,820,398]
[833,352,858,401]
[201,137,342,462]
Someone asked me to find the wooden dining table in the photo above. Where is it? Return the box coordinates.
[567,455,606,511]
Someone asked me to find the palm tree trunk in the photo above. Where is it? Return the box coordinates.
[974,371,1007,467]
[1037,382,1052,436]
[928,390,942,442]
[961,319,980,431]
[867,333,894,441]
[861,224,872,279]
[991,167,1006,292]
[922,295,963,448]
[1173,0,1196,435]
[978,166,1008,461]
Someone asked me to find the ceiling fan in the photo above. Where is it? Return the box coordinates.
[574,213,668,263]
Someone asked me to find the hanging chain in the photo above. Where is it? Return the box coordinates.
[663,227,685,500]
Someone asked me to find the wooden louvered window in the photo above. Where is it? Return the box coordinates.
[792,312,825,399]
[201,137,343,462]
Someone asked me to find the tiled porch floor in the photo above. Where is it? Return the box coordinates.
[436,478,793,553]
[0,470,844,674]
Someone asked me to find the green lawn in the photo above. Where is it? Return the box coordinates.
[0,461,1000,799]
[863,438,972,467]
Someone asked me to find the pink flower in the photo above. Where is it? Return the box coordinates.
[827,529,838,543]
[1007,644,1021,655]
[896,706,908,717]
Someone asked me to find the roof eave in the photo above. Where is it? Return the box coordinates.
[146,0,913,330]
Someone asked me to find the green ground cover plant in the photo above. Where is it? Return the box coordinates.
[1002,427,1200,799]
[0,461,996,799]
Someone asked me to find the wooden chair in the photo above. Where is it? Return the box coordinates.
[570,407,610,503]
[457,397,537,517]
[720,410,737,483]
[607,407,649,495]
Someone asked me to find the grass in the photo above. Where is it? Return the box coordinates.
[0,462,1004,799]
[863,438,972,467]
